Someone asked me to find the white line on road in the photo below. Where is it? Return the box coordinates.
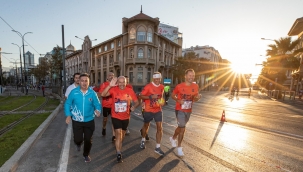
[57,123,72,172]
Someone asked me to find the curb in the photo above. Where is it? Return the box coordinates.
[0,103,63,172]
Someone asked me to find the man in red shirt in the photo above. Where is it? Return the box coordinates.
[170,69,202,157]
[101,76,139,163]
[98,72,115,141]
[139,72,165,156]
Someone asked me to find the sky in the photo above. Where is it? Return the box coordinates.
[1,0,303,79]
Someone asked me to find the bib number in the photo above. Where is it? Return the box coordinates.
[115,102,127,112]
[181,101,192,109]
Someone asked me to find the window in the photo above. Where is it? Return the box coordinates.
[104,45,107,51]
[129,67,133,83]
[138,49,144,58]
[147,67,151,82]
[117,52,120,61]
[137,32,146,41]
[109,55,113,66]
[111,42,114,49]
[130,49,134,59]
[117,69,120,77]
[148,49,151,58]
[137,67,143,83]
[103,56,107,66]
[130,28,136,40]
[118,41,121,46]
[103,71,107,82]
[98,47,102,53]
[147,28,153,42]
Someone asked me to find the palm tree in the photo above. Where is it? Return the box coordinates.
[258,37,303,90]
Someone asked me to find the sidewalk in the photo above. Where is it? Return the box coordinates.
[1,104,191,172]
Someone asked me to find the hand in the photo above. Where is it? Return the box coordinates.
[66,116,71,124]
[178,99,184,104]
[109,77,118,87]
[130,106,135,112]
[195,94,202,100]
[94,110,100,117]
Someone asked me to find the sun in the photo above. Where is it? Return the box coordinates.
[230,62,248,74]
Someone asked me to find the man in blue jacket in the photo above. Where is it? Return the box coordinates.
[64,73,101,163]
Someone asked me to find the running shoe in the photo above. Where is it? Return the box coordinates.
[177,147,184,157]
[154,147,164,156]
[117,153,123,163]
[83,156,91,162]
[140,129,150,141]
[169,137,177,147]
[140,141,145,149]
[126,128,130,135]
[102,128,106,136]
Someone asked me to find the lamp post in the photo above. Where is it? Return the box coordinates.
[12,30,32,86]
[12,43,27,86]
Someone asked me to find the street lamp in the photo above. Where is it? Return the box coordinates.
[12,43,28,85]
[261,38,275,41]
[12,30,32,85]
[75,36,97,41]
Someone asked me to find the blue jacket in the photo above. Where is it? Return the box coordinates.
[64,87,101,122]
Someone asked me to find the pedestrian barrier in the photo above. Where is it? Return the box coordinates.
[220,110,227,122]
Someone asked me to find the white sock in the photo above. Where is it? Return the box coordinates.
[156,144,160,148]
[178,147,182,150]
[142,138,146,141]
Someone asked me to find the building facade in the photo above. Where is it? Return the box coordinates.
[64,12,183,92]
[182,45,222,90]
[288,17,303,92]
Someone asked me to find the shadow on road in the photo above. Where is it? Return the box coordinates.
[209,121,224,149]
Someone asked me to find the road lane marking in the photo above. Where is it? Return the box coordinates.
[57,123,72,172]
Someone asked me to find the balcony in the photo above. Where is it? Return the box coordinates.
[159,61,165,67]
[147,59,155,65]
[90,67,94,70]
[125,59,133,64]
[114,61,120,67]
[109,62,114,67]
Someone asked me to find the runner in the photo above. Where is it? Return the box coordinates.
[139,72,165,155]
[65,73,80,99]
[101,76,139,162]
[98,72,116,142]
[169,69,202,156]
[64,73,101,163]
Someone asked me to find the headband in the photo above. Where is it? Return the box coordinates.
[153,73,162,78]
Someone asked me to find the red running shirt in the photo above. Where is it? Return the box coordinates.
[173,82,199,112]
[141,83,164,113]
[98,82,113,108]
[109,87,138,120]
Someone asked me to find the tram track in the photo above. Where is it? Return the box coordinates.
[0,96,49,137]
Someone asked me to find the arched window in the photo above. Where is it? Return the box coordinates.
[147,28,153,42]
[137,26,146,42]
[130,28,136,40]
[148,49,151,58]
[138,49,144,58]
[130,49,134,59]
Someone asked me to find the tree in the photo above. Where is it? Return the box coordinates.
[49,46,63,96]
[29,58,50,84]
[171,52,212,84]
[258,37,303,90]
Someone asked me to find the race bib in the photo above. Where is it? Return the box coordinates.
[181,101,192,109]
[115,102,127,112]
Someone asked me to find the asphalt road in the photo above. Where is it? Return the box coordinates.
[1,89,303,172]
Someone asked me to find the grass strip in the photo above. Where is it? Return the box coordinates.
[0,114,24,130]
[17,97,46,111]
[0,113,51,167]
[42,99,60,111]
[0,96,10,102]
[0,97,15,104]
[0,96,34,111]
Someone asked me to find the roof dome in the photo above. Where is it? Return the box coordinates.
[66,42,76,51]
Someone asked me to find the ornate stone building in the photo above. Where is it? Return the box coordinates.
[89,11,182,92]
[64,11,182,91]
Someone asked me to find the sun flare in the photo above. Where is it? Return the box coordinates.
[230,63,249,74]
